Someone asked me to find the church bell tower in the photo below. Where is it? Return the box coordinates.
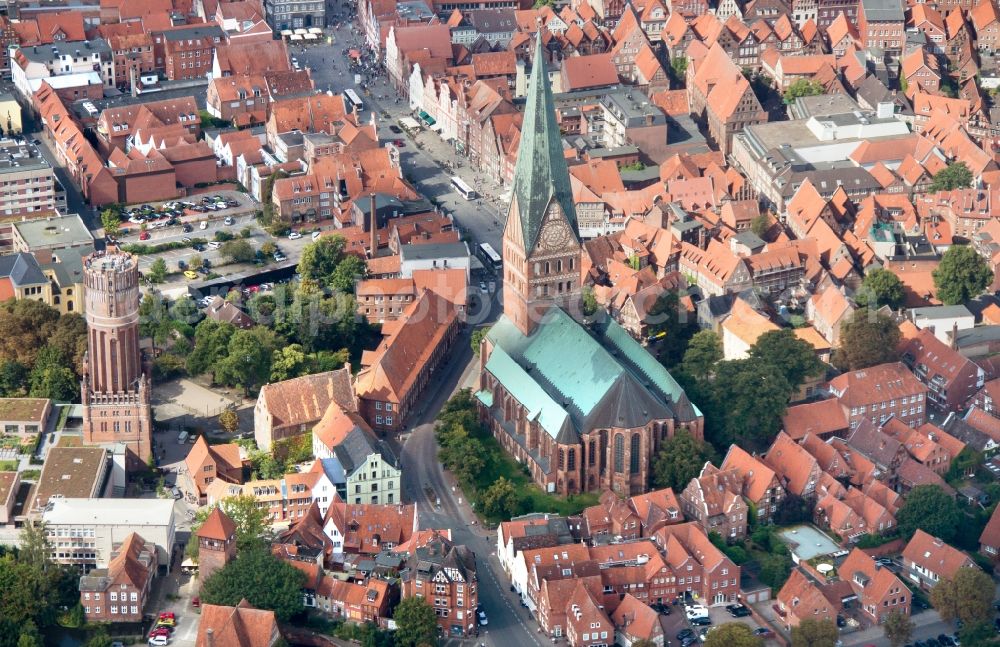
[502,31,583,337]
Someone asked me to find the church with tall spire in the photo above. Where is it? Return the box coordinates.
[475,34,703,497]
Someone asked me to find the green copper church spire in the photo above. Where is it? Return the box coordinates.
[509,30,579,252]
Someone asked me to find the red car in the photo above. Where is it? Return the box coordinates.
[393,139,405,147]
[191,596,200,608]
[149,628,170,638]
[158,612,175,620]
[139,231,151,240]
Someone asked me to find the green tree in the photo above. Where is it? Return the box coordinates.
[933,244,993,305]
[330,254,367,292]
[930,161,974,192]
[582,285,599,316]
[856,268,906,310]
[199,546,305,621]
[298,235,347,286]
[783,78,825,104]
[670,56,688,82]
[480,476,520,519]
[704,623,763,647]
[147,258,168,283]
[218,408,239,434]
[189,495,269,556]
[187,319,236,376]
[82,630,111,647]
[712,358,792,450]
[471,327,489,357]
[393,596,439,647]
[16,627,42,647]
[681,330,723,377]
[759,552,793,590]
[28,346,77,401]
[930,567,995,627]
[18,522,52,572]
[651,429,714,491]
[832,312,901,370]
[648,290,697,368]
[270,344,310,382]
[750,214,770,238]
[220,239,256,264]
[896,485,962,542]
[957,620,997,646]
[261,241,277,257]
[749,329,824,390]
[215,327,279,394]
[0,360,28,397]
[883,610,914,647]
[790,619,838,647]
[100,209,120,238]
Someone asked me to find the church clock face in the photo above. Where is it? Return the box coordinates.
[540,220,572,251]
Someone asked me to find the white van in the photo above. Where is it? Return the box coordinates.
[178,431,189,444]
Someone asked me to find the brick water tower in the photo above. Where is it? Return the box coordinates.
[80,248,152,466]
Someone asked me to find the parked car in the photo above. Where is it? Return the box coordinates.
[199,220,208,230]
[389,125,402,133]
[393,139,405,147]
[477,610,487,626]
[752,628,772,637]
[184,270,198,280]
[676,629,694,641]
[182,223,193,233]
[148,636,169,646]
[207,241,221,250]
[288,231,302,239]
[685,605,709,620]
[192,243,206,252]
[727,604,750,618]
[177,260,187,270]
[224,216,235,226]
[689,617,712,627]
[139,231,151,240]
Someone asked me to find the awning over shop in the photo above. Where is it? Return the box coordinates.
[418,110,436,126]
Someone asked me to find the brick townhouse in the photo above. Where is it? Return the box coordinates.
[679,463,749,540]
[79,533,157,623]
[825,362,928,430]
[399,532,478,638]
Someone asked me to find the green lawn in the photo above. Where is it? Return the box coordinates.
[0,459,17,471]
[466,426,599,522]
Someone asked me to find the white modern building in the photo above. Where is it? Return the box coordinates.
[42,498,176,572]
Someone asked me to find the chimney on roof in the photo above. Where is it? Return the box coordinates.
[369,192,377,257]
[206,629,214,647]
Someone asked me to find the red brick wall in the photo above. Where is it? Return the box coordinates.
[122,169,178,204]
[173,157,217,188]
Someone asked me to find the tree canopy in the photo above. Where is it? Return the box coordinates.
[188,494,268,558]
[895,485,962,543]
[933,245,993,305]
[790,618,838,647]
[832,312,901,371]
[783,79,825,104]
[930,567,995,627]
[480,477,520,519]
[711,358,792,450]
[680,330,723,378]
[393,596,439,647]
[749,329,824,390]
[883,610,914,647]
[856,268,906,310]
[199,546,305,621]
[220,239,256,264]
[930,161,974,192]
[651,429,715,491]
[704,623,763,647]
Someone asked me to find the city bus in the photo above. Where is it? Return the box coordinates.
[343,88,364,113]
[479,242,502,271]
[451,176,477,200]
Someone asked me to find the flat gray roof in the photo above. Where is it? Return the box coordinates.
[0,139,52,174]
[17,39,110,63]
[13,214,94,249]
[400,241,469,260]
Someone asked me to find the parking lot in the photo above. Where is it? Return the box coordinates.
[653,602,780,646]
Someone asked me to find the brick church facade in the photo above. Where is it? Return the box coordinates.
[475,33,703,498]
